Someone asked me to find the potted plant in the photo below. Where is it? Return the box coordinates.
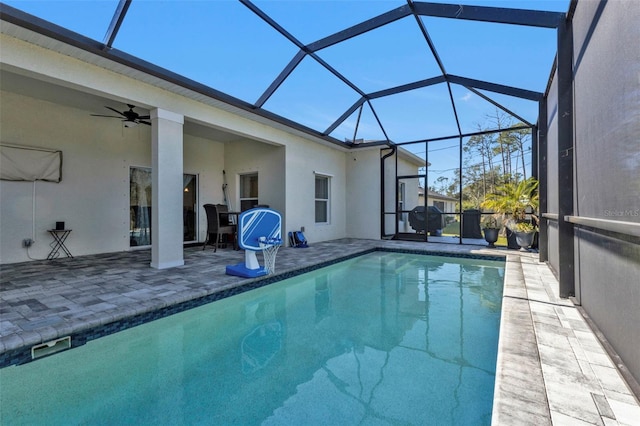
[512,221,536,251]
[481,215,501,248]
[480,177,539,250]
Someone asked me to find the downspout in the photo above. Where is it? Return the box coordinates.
[380,145,397,239]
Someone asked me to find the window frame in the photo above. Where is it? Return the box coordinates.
[314,173,330,224]
[239,172,259,212]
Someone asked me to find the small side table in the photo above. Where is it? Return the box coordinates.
[47,229,73,260]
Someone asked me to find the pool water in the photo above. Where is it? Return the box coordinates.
[0,251,504,425]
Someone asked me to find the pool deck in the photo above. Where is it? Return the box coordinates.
[1,239,638,425]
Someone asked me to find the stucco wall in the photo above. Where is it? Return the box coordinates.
[283,138,347,245]
[0,90,224,263]
[346,148,382,240]
[183,134,226,243]
[224,138,286,224]
[0,86,367,261]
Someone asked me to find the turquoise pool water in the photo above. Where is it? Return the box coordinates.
[0,251,504,425]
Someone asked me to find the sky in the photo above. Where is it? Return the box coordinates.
[4,0,571,188]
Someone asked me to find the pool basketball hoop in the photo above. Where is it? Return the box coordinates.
[259,236,281,274]
[226,208,282,278]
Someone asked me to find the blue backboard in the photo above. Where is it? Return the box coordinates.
[237,208,282,251]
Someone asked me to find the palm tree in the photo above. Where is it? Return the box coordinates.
[480,177,539,231]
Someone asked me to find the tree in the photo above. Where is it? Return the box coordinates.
[510,124,531,180]
[462,110,532,203]
[480,177,539,229]
[429,176,450,195]
[464,127,496,199]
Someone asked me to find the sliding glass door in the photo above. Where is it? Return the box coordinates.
[129,167,198,247]
[183,174,197,242]
[130,167,152,247]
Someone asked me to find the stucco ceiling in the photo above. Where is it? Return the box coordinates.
[0,69,243,143]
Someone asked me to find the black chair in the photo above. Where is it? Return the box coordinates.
[202,204,236,252]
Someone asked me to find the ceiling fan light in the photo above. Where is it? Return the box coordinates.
[124,120,138,128]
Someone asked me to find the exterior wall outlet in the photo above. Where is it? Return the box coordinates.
[23,238,33,248]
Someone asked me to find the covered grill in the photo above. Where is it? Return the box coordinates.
[408,205,444,234]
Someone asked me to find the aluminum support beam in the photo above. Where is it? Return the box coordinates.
[368,76,447,99]
[325,76,447,139]
[537,99,548,262]
[307,5,412,52]
[324,97,366,135]
[412,2,565,28]
[446,75,542,101]
[395,124,532,146]
[532,126,538,180]
[564,216,640,239]
[465,86,533,126]
[240,0,306,50]
[255,50,306,108]
[556,18,575,298]
[408,0,447,74]
[366,100,391,142]
[244,0,366,108]
[102,0,130,48]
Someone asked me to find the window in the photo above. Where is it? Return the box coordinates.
[240,173,258,211]
[315,174,330,223]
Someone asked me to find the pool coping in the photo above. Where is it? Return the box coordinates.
[491,253,552,424]
[492,253,640,425]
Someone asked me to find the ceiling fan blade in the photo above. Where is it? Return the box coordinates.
[137,115,150,120]
[105,106,127,117]
[90,114,123,118]
[139,120,152,126]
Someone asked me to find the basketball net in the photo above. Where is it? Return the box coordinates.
[259,237,282,274]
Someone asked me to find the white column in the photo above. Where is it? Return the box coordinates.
[150,108,184,269]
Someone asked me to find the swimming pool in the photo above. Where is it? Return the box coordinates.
[0,251,504,425]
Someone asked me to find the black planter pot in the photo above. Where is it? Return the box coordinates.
[515,231,535,251]
[483,228,499,248]
[506,228,520,249]
[531,231,539,250]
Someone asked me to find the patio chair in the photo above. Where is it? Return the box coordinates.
[202,204,236,252]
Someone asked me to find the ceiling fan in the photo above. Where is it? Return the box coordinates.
[91,104,151,127]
